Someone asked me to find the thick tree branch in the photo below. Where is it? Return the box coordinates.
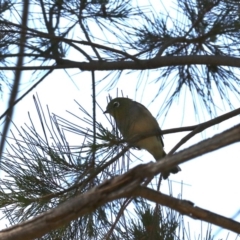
[0,124,240,239]
[0,165,145,240]
[135,186,240,234]
[0,55,240,71]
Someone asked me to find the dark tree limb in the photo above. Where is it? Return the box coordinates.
[135,186,240,235]
[0,55,240,71]
[0,124,240,239]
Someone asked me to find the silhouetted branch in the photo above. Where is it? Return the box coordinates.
[135,186,240,235]
[167,106,240,154]
[1,124,239,239]
[0,55,240,71]
[0,69,53,121]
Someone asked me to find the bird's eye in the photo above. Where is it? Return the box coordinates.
[113,101,120,108]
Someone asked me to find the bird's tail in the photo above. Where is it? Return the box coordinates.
[162,150,181,179]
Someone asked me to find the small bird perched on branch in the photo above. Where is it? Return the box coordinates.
[104,97,181,179]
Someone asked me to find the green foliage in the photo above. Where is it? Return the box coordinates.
[129,203,179,240]
[0,97,125,237]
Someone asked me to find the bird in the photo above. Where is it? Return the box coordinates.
[104,97,181,179]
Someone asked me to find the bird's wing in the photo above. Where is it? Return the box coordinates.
[130,101,164,147]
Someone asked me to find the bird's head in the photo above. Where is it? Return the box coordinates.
[104,97,132,121]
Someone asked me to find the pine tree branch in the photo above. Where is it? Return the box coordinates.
[21,105,238,203]
[0,19,140,62]
[0,164,144,240]
[0,124,240,239]
[167,106,240,154]
[15,104,240,203]
[135,186,240,235]
[18,146,130,202]
[162,106,240,135]
[0,55,240,71]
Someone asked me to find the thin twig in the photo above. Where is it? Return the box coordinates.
[105,198,133,240]
[0,69,53,121]
[91,70,96,186]
[168,107,240,154]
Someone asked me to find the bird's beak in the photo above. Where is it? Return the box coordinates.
[104,109,109,114]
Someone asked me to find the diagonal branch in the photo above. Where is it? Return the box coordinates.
[0,124,240,239]
[0,69,53,121]
[167,106,240,154]
[135,186,240,234]
[162,106,240,135]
